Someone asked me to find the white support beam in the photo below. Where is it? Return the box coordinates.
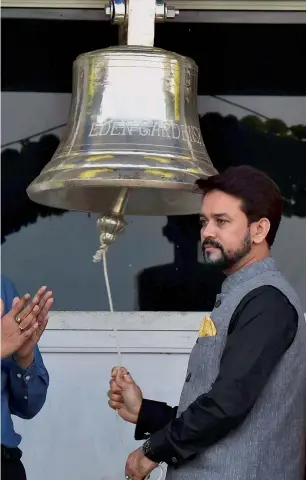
[40,310,203,354]
[2,1,306,11]
[35,310,306,354]
[127,0,156,46]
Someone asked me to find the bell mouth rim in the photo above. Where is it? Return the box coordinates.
[28,178,204,192]
[27,181,203,215]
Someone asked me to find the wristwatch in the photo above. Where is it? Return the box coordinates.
[141,439,160,463]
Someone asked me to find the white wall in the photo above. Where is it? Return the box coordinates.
[13,312,200,480]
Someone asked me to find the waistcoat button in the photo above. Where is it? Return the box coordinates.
[215,299,221,308]
[186,373,191,382]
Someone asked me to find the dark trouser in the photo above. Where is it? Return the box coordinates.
[1,445,27,480]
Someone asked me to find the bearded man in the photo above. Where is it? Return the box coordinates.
[108,165,306,480]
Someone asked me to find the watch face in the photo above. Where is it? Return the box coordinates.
[142,441,150,453]
[141,441,152,458]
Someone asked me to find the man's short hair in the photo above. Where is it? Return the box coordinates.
[196,165,282,247]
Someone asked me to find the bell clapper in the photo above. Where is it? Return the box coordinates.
[92,187,129,263]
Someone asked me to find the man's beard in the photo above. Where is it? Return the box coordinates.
[202,230,252,271]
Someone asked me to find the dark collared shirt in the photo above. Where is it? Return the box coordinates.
[135,285,298,466]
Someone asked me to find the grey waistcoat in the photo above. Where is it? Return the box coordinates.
[166,258,306,480]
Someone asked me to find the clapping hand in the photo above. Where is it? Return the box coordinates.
[1,286,53,367]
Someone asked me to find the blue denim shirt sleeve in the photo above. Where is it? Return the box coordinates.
[8,346,49,419]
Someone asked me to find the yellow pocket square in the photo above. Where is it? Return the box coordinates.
[198,316,217,337]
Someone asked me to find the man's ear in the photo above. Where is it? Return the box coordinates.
[250,218,270,244]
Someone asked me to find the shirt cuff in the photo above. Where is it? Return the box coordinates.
[147,427,183,467]
[135,399,174,441]
[10,356,40,380]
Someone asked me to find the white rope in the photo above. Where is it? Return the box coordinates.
[100,249,163,480]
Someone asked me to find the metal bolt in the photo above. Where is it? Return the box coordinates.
[166,6,179,18]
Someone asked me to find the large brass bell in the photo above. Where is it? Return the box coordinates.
[27,0,217,254]
[27,46,216,215]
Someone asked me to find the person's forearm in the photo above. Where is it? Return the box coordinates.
[135,399,178,440]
